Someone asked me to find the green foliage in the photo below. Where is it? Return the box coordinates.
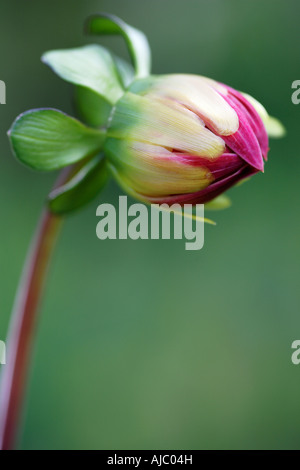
[86,13,151,79]
[48,155,108,214]
[42,45,124,105]
[9,109,105,170]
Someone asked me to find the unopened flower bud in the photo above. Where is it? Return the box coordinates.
[104,74,271,205]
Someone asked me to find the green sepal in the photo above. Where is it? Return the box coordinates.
[74,57,134,128]
[86,13,151,80]
[42,44,124,105]
[74,86,112,128]
[48,154,108,214]
[263,115,286,139]
[8,108,106,171]
[114,56,135,88]
[205,194,232,210]
[241,92,286,139]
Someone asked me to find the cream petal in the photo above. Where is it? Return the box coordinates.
[108,91,225,158]
[146,74,239,136]
[105,139,213,196]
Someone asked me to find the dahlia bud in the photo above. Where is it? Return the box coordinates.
[8,13,284,214]
[104,74,271,205]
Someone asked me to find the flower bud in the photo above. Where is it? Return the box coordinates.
[104,74,270,205]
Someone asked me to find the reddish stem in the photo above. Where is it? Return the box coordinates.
[0,171,70,450]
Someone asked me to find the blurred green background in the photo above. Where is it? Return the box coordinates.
[0,0,300,450]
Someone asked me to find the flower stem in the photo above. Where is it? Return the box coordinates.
[0,171,69,450]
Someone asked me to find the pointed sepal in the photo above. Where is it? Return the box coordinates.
[8,108,106,170]
[48,154,108,214]
[42,45,124,104]
[86,13,151,80]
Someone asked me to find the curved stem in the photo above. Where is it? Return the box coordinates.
[0,171,69,450]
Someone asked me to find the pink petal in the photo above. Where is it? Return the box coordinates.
[171,151,244,180]
[218,93,264,172]
[225,86,269,160]
[145,165,257,205]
